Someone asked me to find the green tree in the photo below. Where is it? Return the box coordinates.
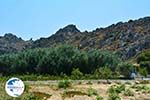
[88,50,121,73]
[117,62,134,78]
[139,67,148,77]
[137,51,150,74]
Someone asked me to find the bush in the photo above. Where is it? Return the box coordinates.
[123,89,134,96]
[94,67,113,79]
[115,84,125,93]
[139,67,148,77]
[137,50,150,74]
[22,93,37,100]
[132,85,150,93]
[96,96,103,100]
[0,95,12,100]
[108,85,117,94]
[25,83,30,92]
[71,68,83,79]
[117,62,134,78]
[87,87,98,96]
[142,86,150,93]
[108,92,121,100]
[58,80,71,89]
[108,84,125,94]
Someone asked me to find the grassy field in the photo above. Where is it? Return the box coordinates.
[0,80,150,100]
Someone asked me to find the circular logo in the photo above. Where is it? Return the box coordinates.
[5,77,25,97]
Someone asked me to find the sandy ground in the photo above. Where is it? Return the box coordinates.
[26,80,150,100]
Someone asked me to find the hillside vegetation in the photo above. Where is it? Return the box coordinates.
[0,17,149,80]
[0,44,149,79]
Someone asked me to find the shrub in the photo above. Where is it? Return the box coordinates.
[137,50,150,74]
[123,89,134,96]
[58,80,71,89]
[96,96,103,100]
[22,93,37,100]
[0,95,12,100]
[141,86,150,93]
[132,85,150,93]
[117,62,134,78]
[115,84,125,93]
[108,85,117,94]
[24,83,30,92]
[87,87,98,96]
[139,67,148,77]
[108,92,121,100]
[94,67,112,79]
[108,84,125,94]
[71,68,83,79]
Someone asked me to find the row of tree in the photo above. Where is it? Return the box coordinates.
[137,50,150,76]
[0,44,148,78]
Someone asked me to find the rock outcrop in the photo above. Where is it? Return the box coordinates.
[0,33,32,54]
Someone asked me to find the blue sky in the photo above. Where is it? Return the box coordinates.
[0,0,149,40]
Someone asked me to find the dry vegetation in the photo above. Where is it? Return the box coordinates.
[0,80,150,100]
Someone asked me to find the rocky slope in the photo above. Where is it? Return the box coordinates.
[0,17,150,59]
[0,33,32,54]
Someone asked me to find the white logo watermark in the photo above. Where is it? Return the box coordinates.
[5,77,25,97]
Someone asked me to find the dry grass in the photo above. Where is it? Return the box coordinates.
[0,80,150,100]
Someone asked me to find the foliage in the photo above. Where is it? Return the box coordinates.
[115,84,126,93]
[71,68,83,79]
[87,50,121,71]
[123,89,134,96]
[0,44,130,79]
[96,96,103,100]
[87,87,98,96]
[108,84,125,94]
[108,86,117,94]
[58,80,71,89]
[117,62,134,78]
[137,50,150,63]
[108,86,121,100]
[139,67,148,77]
[94,67,113,79]
[21,93,37,100]
[137,50,150,74]
[132,85,150,93]
[108,92,121,100]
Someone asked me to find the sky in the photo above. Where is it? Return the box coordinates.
[0,0,149,40]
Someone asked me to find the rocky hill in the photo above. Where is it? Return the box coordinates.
[0,33,32,54]
[0,17,150,59]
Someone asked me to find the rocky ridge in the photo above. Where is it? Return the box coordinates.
[0,17,150,59]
